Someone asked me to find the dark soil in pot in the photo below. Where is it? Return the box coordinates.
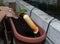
[10,16,46,44]
[12,13,40,38]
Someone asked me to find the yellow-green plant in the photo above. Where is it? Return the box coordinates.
[18,9,27,17]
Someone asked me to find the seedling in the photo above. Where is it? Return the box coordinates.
[18,9,27,17]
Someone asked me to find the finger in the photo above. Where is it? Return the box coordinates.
[0,11,6,22]
[6,13,18,19]
[12,15,18,19]
[9,8,13,11]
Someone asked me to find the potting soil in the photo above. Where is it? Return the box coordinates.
[12,15,40,38]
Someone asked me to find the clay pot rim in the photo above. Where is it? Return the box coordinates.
[10,18,46,43]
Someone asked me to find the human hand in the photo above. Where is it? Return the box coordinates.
[0,6,18,19]
[0,11,6,22]
[0,6,13,11]
[0,6,18,22]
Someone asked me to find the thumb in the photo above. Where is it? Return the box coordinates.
[6,14,18,19]
[12,15,18,19]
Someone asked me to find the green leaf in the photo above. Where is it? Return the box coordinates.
[19,9,27,13]
[18,9,27,17]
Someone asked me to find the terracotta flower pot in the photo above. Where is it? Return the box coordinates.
[9,18,46,44]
